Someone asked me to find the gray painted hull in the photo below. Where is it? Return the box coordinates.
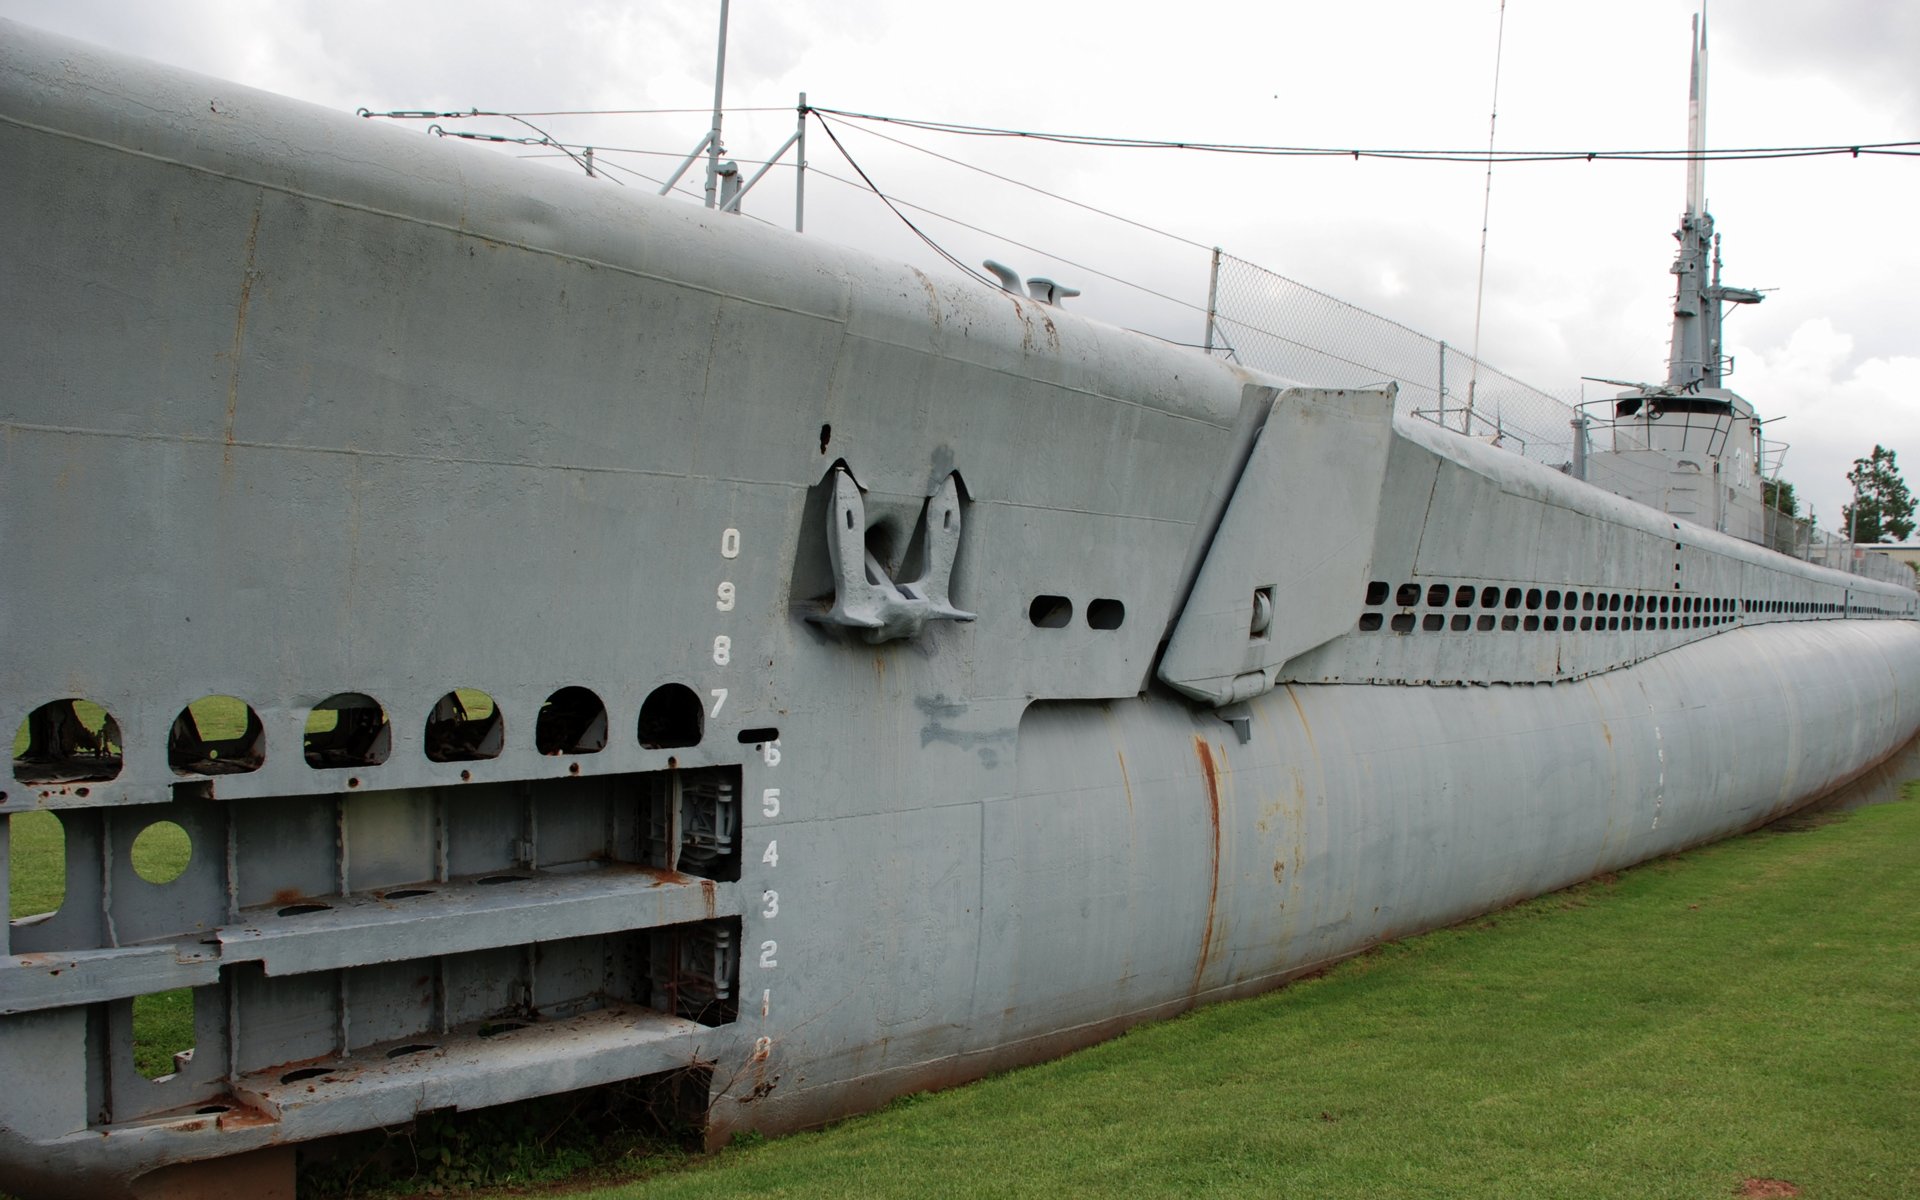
[2,21,1917,1196]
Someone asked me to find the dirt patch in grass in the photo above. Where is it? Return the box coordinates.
[1736,1179,1801,1197]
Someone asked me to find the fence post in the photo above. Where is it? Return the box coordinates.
[1204,247,1222,354]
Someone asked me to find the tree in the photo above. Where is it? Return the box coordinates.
[1842,445,1916,544]
[1761,478,1798,519]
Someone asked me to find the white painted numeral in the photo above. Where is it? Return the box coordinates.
[762,890,780,918]
[759,940,778,969]
[709,687,728,717]
[716,581,736,612]
[761,787,781,818]
[721,528,741,559]
[762,738,782,766]
[762,840,778,867]
[712,635,732,666]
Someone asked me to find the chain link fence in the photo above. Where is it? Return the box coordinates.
[1203,247,1914,589]
[1204,249,1582,470]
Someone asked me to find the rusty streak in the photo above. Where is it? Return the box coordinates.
[1191,735,1222,997]
[223,203,263,468]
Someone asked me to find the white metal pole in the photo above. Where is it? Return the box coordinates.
[796,92,808,233]
[704,0,731,209]
[1203,247,1222,353]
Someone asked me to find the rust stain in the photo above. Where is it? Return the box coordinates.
[702,878,717,919]
[1114,749,1134,819]
[1283,686,1319,762]
[222,203,263,469]
[1600,720,1613,748]
[270,887,304,905]
[1191,735,1222,996]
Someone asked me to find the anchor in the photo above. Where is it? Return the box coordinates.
[819,467,975,643]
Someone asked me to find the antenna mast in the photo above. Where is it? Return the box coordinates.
[1667,6,1761,391]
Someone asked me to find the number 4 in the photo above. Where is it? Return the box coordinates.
[762,840,778,867]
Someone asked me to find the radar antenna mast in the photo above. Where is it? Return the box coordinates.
[1666,6,1763,392]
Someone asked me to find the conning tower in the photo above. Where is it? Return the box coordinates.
[1587,10,1769,543]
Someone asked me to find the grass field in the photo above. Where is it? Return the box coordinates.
[568,792,1920,1200]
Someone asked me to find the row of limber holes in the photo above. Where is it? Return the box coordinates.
[1365,579,1901,622]
[1366,581,1741,616]
[1362,610,1735,634]
[8,682,773,788]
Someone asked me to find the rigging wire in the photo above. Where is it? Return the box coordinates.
[808,107,1920,163]
[821,119,1213,252]
[1465,0,1509,433]
[364,104,1920,164]
[361,105,791,119]
[801,159,1205,314]
[811,115,997,289]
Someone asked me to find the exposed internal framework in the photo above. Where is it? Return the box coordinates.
[3,21,1917,1199]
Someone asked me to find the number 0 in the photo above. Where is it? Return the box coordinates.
[721,528,741,559]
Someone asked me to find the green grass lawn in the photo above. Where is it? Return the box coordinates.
[567,793,1920,1200]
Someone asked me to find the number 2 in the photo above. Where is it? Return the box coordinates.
[759,940,778,969]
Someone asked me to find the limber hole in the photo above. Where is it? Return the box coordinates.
[737,727,779,744]
[168,694,265,776]
[280,1066,333,1084]
[423,688,504,763]
[638,684,703,750]
[477,874,529,886]
[478,1022,527,1038]
[277,902,332,917]
[386,1043,437,1059]
[9,810,66,918]
[1028,595,1072,628]
[1087,598,1125,630]
[133,988,194,1080]
[537,686,608,756]
[381,888,434,900]
[131,821,192,885]
[13,698,123,784]
[304,693,391,770]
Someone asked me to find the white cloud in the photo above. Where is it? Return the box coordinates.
[1735,318,1920,530]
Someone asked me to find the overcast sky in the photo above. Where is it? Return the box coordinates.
[5,0,1914,528]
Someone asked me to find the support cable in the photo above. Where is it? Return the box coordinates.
[1464,0,1509,433]
[809,107,1920,163]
